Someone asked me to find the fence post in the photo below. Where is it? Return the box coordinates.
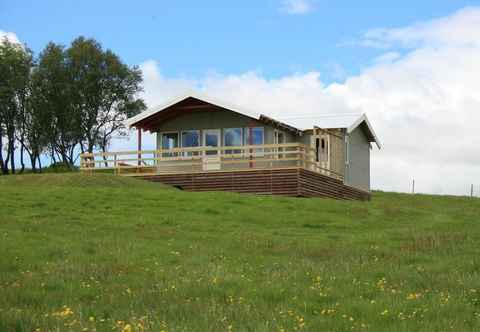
[412,179,415,194]
[471,184,474,198]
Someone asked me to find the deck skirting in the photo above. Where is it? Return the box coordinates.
[137,168,370,201]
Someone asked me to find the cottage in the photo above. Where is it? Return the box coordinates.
[80,93,381,200]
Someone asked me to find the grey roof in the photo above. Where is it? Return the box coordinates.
[274,114,363,131]
[276,113,382,149]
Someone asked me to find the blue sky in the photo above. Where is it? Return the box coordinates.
[2,0,477,81]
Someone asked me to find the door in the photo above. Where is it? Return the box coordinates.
[312,133,330,174]
[274,130,285,159]
[202,129,221,170]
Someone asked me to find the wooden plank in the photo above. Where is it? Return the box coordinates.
[298,169,370,200]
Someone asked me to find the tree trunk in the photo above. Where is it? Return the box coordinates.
[101,139,109,167]
[9,138,15,174]
[38,155,42,173]
[4,144,10,175]
[19,144,25,173]
[30,154,37,173]
[8,139,15,174]
[0,132,6,175]
[50,148,57,165]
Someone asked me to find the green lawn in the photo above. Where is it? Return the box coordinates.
[0,173,479,332]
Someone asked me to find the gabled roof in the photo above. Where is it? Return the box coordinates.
[347,114,382,149]
[126,92,381,149]
[276,113,382,149]
[125,91,261,128]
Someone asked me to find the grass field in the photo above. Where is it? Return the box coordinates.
[0,173,479,331]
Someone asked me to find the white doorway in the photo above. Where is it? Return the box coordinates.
[202,129,221,170]
[274,130,285,159]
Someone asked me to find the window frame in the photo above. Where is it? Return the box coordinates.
[274,129,286,159]
[202,128,222,156]
[223,127,243,155]
[244,127,265,146]
[244,127,265,157]
[160,131,180,157]
[320,137,329,162]
[180,130,200,157]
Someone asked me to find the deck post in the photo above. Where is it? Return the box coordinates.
[137,127,142,166]
[249,127,253,168]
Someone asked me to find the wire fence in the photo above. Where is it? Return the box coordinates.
[409,179,480,198]
[470,184,480,198]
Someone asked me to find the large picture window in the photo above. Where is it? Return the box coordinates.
[244,127,264,145]
[224,128,243,154]
[161,132,179,157]
[244,127,264,155]
[181,130,200,156]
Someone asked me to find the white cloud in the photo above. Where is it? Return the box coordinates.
[0,30,20,44]
[360,6,480,49]
[372,52,402,64]
[280,0,314,15]
[113,6,480,196]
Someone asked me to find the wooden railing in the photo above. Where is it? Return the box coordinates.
[80,143,344,181]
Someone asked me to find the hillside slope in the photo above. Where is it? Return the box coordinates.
[0,173,479,331]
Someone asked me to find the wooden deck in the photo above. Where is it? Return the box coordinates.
[137,168,370,200]
[80,143,370,200]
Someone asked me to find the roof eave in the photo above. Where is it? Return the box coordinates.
[125,91,263,129]
[347,114,382,149]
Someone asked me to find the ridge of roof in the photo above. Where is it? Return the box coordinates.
[348,113,382,149]
[125,91,260,127]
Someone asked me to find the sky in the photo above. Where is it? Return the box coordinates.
[2,0,480,196]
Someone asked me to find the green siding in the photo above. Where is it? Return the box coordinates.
[154,110,298,148]
[344,126,370,191]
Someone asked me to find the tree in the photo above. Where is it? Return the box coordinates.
[18,79,47,172]
[33,42,81,167]
[0,37,32,174]
[0,36,145,174]
[66,37,145,154]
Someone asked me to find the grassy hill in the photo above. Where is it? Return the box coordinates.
[0,173,479,332]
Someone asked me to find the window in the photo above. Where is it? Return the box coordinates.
[244,127,264,156]
[224,128,243,154]
[320,138,328,162]
[181,130,200,156]
[181,130,200,148]
[161,132,179,157]
[274,130,285,144]
[244,127,264,145]
[162,132,179,149]
[203,129,221,156]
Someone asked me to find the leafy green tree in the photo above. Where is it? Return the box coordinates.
[66,37,145,154]
[0,37,32,174]
[18,78,47,172]
[0,36,145,173]
[33,42,82,167]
